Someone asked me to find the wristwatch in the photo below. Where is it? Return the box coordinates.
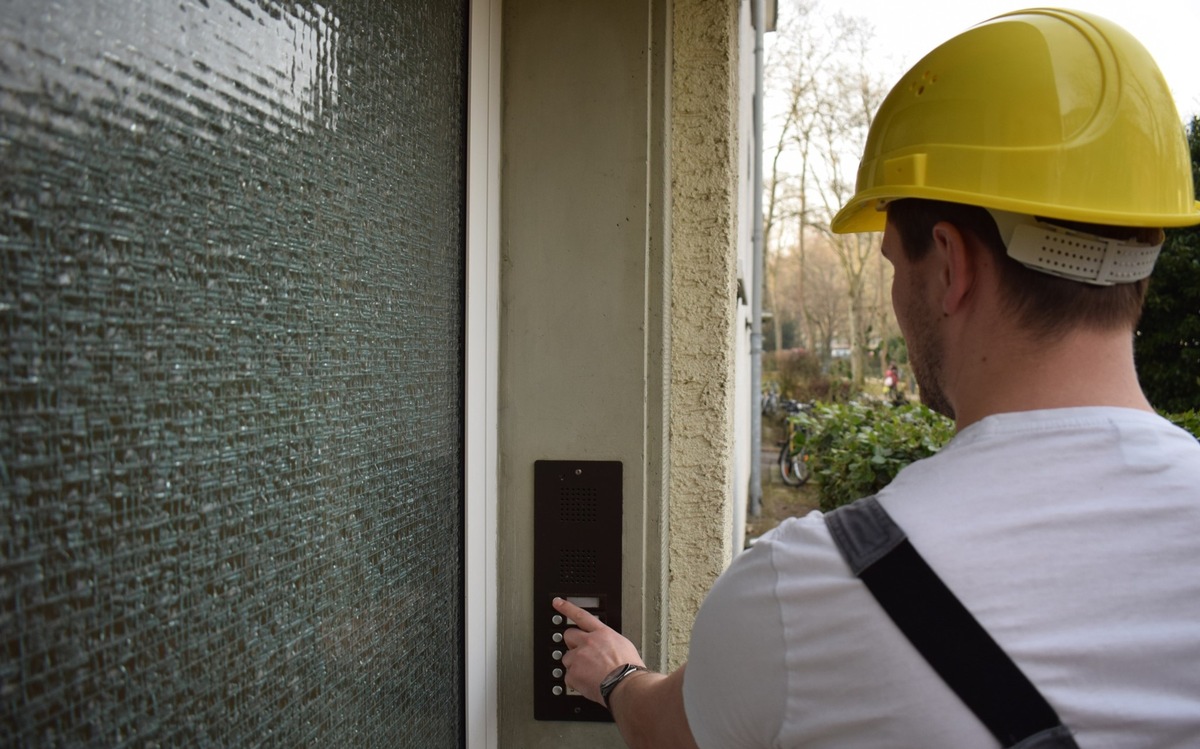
[599,663,650,710]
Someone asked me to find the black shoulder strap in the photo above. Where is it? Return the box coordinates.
[826,497,1080,749]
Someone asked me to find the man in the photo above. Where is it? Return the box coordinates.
[558,8,1200,747]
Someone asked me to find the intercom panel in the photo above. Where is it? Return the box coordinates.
[532,459,623,722]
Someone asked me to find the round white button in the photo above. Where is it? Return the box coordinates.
[552,650,563,660]
[552,668,564,679]
[552,686,564,696]
[552,632,563,643]
[552,614,564,625]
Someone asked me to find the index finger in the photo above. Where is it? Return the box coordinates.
[552,597,603,631]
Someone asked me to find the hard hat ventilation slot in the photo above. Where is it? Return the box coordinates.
[988,209,1162,286]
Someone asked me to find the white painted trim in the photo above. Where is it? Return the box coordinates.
[465,0,500,746]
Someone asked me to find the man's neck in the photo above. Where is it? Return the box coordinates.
[948,326,1153,432]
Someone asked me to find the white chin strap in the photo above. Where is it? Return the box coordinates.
[986,209,1162,286]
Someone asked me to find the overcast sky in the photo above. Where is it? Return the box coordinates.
[804,1,1200,121]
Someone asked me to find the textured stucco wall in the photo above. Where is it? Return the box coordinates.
[667,0,740,669]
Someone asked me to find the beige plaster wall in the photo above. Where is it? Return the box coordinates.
[496,0,670,745]
[496,0,741,743]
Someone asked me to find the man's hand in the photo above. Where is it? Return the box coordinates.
[553,597,646,705]
[554,598,701,749]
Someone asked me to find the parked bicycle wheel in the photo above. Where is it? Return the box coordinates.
[778,443,810,486]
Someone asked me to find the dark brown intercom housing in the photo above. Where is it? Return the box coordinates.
[533,459,623,722]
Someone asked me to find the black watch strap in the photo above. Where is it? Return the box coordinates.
[600,664,649,710]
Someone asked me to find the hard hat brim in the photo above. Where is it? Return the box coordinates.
[832,189,1200,235]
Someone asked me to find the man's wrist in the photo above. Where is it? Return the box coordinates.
[599,663,651,710]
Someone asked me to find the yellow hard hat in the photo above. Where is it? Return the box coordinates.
[832,8,1200,234]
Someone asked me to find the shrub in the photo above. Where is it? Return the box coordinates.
[771,349,857,403]
[791,403,1197,513]
[772,349,821,400]
[1164,410,1200,439]
[791,399,954,511]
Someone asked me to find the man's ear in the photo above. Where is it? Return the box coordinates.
[930,221,976,315]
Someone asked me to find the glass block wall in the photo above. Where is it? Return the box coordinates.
[1,1,467,745]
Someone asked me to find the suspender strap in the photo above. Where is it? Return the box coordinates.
[826,497,1080,749]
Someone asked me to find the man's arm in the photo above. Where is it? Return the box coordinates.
[607,666,699,749]
[553,597,700,749]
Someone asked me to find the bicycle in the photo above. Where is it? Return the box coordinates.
[777,400,812,487]
[761,382,780,417]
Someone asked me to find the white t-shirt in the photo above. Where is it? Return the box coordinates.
[683,408,1200,748]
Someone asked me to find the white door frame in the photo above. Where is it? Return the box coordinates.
[465,0,500,746]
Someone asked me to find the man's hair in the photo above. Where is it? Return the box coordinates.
[886,199,1155,340]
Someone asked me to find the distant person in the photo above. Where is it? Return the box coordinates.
[555,9,1200,747]
[884,362,900,401]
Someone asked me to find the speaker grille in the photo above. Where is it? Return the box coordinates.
[559,487,599,522]
[558,549,598,585]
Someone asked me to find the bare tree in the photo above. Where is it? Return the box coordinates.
[762,1,857,356]
[797,234,847,364]
[762,122,801,353]
[763,2,892,384]
[803,11,888,385]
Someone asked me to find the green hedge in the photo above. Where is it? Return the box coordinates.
[790,400,953,512]
[791,402,1199,513]
[1166,410,1200,438]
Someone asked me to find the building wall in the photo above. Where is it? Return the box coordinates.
[665,0,742,668]
[732,0,758,560]
[496,0,743,744]
[497,1,667,745]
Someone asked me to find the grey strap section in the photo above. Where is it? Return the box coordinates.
[824,494,907,574]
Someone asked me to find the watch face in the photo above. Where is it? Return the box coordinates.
[601,664,632,689]
[600,664,646,708]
